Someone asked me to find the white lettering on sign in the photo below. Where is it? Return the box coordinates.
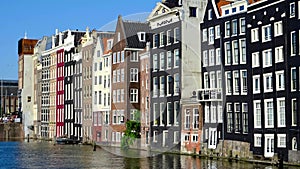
[150,15,180,29]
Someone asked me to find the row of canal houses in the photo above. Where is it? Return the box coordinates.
[17,0,300,163]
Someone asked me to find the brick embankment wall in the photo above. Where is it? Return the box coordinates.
[0,123,24,140]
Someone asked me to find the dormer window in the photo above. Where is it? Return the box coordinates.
[107,39,113,50]
[137,32,146,42]
[208,9,212,20]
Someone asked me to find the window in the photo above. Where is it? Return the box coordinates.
[227,103,233,132]
[160,32,165,47]
[215,25,220,39]
[216,48,221,65]
[193,109,199,129]
[225,21,230,37]
[153,103,158,125]
[121,69,124,82]
[160,52,165,70]
[153,54,158,71]
[262,25,272,42]
[174,101,180,125]
[113,53,116,64]
[174,49,180,67]
[277,98,286,127]
[225,42,231,65]
[174,131,179,143]
[241,70,247,94]
[167,75,172,96]
[153,77,158,97]
[210,72,216,89]
[116,70,120,82]
[254,134,262,147]
[254,100,261,128]
[192,134,198,142]
[184,134,190,142]
[232,19,237,36]
[233,71,239,94]
[253,75,260,94]
[211,102,217,123]
[153,34,158,48]
[174,73,180,95]
[160,76,165,96]
[275,46,284,63]
[204,72,209,89]
[263,49,272,68]
[209,49,215,66]
[240,18,246,34]
[189,7,197,17]
[292,99,298,126]
[264,73,273,93]
[202,29,207,42]
[218,102,223,123]
[130,52,138,62]
[242,103,248,133]
[208,9,212,20]
[291,67,297,91]
[117,52,120,63]
[174,27,180,43]
[167,102,172,125]
[232,40,239,64]
[232,7,236,13]
[130,89,138,103]
[203,50,208,67]
[167,51,172,69]
[209,27,214,44]
[276,134,286,148]
[291,31,296,55]
[225,71,232,95]
[185,109,191,129]
[276,71,285,91]
[290,2,295,17]
[160,102,165,126]
[251,28,259,42]
[167,30,171,45]
[235,103,241,133]
[217,71,222,89]
[240,39,246,64]
[264,99,274,128]
[252,52,260,68]
[274,21,283,36]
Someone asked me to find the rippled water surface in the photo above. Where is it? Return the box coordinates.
[0,141,295,169]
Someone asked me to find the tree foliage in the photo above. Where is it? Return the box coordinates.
[121,119,141,150]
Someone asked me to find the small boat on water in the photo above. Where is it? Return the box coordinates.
[56,136,79,144]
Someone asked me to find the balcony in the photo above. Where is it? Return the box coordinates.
[197,88,222,102]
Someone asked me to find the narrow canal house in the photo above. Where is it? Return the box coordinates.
[139,43,151,150]
[148,0,204,152]
[92,35,114,144]
[200,0,251,158]
[110,15,149,147]
[247,0,300,162]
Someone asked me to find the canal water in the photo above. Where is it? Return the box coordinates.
[0,141,296,169]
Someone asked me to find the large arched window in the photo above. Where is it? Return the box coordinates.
[292,137,297,151]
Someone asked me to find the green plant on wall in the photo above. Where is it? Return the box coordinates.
[121,111,141,150]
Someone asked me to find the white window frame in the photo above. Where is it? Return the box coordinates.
[203,50,208,67]
[202,28,207,42]
[215,25,220,39]
[232,40,239,65]
[130,68,138,82]
[210,71,216,89]
[274,21,283,37]
[252,52,260,68]
[204,72,209,89]
[209,49,215,66]
[275,46,284,63]
[264,99,274,128]
[225,71,232,95]
[251,28,259,42]
[216,48,221,65]
[275,70,285,91]
[263,73,273,93]
[277,98,286,128]
[292,98,297,126]
[253,75,260,94]
[225,21,230,37]
[167,51,172,69]
[262,24,272,42]
[160,52,165,70]
[263,49,272,68]
[254,134,262,147]
[240,17,246,35]
[290,2,296,18]
[240,70,247,95]
[240,39,246,64]
[208,27,214,44]
[277,134,286,148]
[291,31,296,56]
[233,71,239,95]
[160,76,165,97]
[232,19,238,36]
[225,42,231,65]
[253,100,261,128]
[291,67,297,91]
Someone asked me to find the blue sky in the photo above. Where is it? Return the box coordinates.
[0,0,158,80]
